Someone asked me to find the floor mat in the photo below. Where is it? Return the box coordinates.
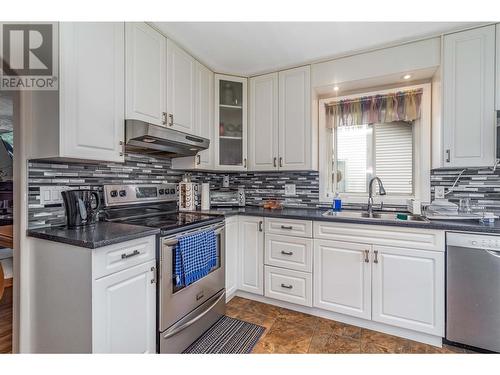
[183,316,265,354]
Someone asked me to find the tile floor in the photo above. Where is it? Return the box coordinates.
[226,296,475,354]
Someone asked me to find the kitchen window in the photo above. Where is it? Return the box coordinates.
[336,122,414,195]
[319,84,431,205]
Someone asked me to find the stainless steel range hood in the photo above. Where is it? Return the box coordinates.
[125,119,209,158]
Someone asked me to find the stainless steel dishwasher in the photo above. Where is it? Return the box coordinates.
[446,232,500,352]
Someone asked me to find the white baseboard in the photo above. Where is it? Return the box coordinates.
[226,289,237,303]
[235,290,443,348]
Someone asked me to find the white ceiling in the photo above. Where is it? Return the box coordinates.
[153,22,479,76]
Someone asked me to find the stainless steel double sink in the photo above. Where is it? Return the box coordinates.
[322,209,429,223]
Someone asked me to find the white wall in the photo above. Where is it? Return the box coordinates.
[312,38,441,92]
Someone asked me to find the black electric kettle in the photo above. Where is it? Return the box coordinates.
[61,190,101,228]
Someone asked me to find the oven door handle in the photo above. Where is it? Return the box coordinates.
[162,290,225,339]
[163,226,224,247]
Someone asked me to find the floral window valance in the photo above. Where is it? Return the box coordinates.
[325,89,423,128]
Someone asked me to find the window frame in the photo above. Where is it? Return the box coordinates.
[318,83,431,206]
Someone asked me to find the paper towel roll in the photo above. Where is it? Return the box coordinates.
[201,183,210,210]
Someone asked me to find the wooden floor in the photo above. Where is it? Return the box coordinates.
[0,286,12,354]
[226,296,475,354]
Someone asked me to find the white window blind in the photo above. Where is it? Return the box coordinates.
[334,122,413,195]
[374,122,413,195]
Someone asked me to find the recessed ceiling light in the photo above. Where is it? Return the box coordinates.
[403,74,412,80]
[333,86,339,91]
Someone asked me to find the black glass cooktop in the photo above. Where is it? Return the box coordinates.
[116,212,224,235]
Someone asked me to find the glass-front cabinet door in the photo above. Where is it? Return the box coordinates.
[214,74,247,170]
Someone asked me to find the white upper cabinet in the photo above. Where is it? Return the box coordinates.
[497,24,500,110]
[248,66,313,171]
[166,40,196,134]
[171,61,214,170]
[125,22,167,127]
[249,73,279,170]
[443,25,496,168]
[31,23,127,162]
[215,74,248,171]
[58,22,125,163]
[278,66,312,170]
[194,62,214,168]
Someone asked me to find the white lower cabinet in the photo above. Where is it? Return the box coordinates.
[264,266,312,307]
[93,260,157,353]
[313,240,372,320]
[371,245,444,336]
[225,216,239,299]
[30,235,157,353]
[238,216,264,295]
[229,217,445,340]
[265,234,312,272]
[313,236,444,336]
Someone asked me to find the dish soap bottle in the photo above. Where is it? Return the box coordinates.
[333,192,342,211]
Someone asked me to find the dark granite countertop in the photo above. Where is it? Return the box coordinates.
[194,207,500,234]
[27,207,500,250]
[27,222,160,249]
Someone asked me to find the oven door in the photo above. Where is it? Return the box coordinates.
[159,222,225,333]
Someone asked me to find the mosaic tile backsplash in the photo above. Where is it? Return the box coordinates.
[190,171,321,208]
[431,167,500,214]
[28,156,322,229]
[28,154,184,228]
[31,155,500,229]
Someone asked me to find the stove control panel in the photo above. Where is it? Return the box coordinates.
[104,184,178,206]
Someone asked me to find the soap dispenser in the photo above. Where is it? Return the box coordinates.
[333,192,342,211]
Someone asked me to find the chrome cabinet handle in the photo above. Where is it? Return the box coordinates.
[121,249,140,259]
[196,155,201,165]
[364,249,369,263]
[273,157,277,168]
[279,157,283,167]
[243,158,247,168]
[280,225,293,230]
[281,283,293,289]
[258,221,263,232]
[150,266,157,284]
[281,250,293,256]
[373,250,379,264]
[119,140,124,156]
[445,149,451,163]
[162,112,167,125]
[168,113,174,127]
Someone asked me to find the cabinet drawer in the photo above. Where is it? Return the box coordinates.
[265,234,312,272]
[265,218,312,238]
[264,266,312,307]
[93,236,156,279]
[314,221,444,252]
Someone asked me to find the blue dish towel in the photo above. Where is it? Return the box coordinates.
[174,230,217,287]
